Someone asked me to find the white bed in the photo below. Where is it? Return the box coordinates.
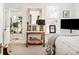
[46,34,79,55]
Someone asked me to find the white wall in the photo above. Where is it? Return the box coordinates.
[60,3,79,34]
[72,3,79,18]
[44,3,74,34]
[0,3,3,55]
[59,3,74,33]
[3,3,77,43]
[69,3,79,34]
[0,4,3,44]
[4,3,46,42]
[3,7,10,45]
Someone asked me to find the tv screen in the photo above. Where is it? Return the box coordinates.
[61,19,79,30]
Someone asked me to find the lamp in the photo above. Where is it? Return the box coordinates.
[36,19,45,31]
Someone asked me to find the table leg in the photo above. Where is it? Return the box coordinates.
[26,33,28,47]
[42,33,45,47]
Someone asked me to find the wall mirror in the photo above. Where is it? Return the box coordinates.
[10,9,23,34]
[28,8,42,24]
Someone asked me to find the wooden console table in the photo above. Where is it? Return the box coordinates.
[26,31,45,47]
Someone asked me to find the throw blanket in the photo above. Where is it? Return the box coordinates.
[46,34,59,55]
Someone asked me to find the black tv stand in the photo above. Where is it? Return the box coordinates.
[70,29,72,33]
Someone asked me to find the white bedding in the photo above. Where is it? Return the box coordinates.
[47,34,79,55]
[55,35,79,55]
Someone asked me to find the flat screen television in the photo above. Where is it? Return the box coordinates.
[61,19,79,33]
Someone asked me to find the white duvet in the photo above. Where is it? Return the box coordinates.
[55,35,79,55]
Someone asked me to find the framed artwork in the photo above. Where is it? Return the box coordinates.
[49,25,56,33]
[63,10,70,18]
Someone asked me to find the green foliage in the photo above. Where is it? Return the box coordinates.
[12,22,19,28]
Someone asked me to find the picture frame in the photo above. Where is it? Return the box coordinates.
[63,10,70,18]
[49,25,56,33]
